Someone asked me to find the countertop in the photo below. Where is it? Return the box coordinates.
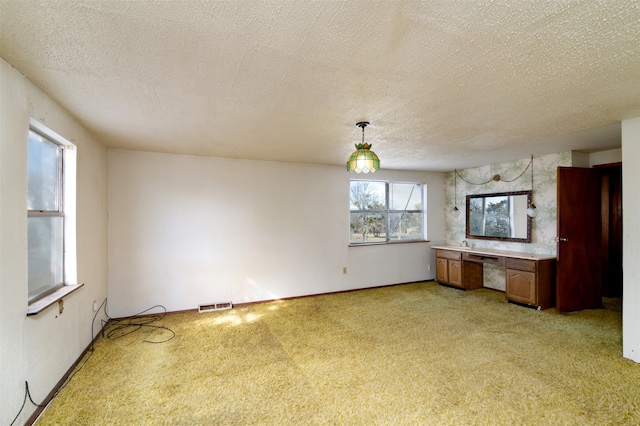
[431,245,556,261]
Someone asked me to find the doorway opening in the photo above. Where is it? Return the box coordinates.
[597,163,623,311]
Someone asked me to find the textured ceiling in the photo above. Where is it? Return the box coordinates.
[1,0,639,171]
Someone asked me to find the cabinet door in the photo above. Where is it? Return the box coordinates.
[448,260,462,287]
[436,258,449,283]
[506,269,536,305]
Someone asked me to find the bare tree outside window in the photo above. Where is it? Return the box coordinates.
[350,180,424,244]
[350,181,386,242]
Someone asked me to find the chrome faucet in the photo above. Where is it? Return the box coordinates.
[461,240,469,247]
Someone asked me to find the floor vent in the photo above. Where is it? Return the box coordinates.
[198,302,233,313]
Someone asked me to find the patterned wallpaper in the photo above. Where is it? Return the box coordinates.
[443,151,572,290]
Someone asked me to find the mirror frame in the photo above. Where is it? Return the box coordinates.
[465,190,532,243]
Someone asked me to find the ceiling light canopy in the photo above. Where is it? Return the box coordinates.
[347,122,380,173]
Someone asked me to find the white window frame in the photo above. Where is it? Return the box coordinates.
[27,118,80,315]
[349,179,426,245]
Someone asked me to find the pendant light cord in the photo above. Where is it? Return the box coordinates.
[455,155,534,186]
[356,121,369,145]
[531,155,534,191]
[529,155,536,208]
[454,170,458,209]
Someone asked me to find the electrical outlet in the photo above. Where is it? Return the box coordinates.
[342,266,347,274]
[427,264,431,271]
[93,300,98,312]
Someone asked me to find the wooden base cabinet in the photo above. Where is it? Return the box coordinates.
[433,246,556,309]
[435,257,448,283]
[436,250,463,288]
[506,258,555,310]
[506,269,536,304]
[448,260,462,287]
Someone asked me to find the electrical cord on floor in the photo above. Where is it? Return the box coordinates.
[10,381,46,426]
[10,299,175,425]
[102,300,176,343]
[91,298,108,350]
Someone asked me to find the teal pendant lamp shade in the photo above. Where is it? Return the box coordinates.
[347,122,380,173]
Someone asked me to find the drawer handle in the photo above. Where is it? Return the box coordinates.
[469,254,498,262]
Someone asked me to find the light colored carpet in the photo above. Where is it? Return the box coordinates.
[36,282,639,425]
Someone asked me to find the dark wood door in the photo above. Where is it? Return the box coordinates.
[556,167,603,312]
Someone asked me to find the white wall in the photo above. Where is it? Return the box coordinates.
[108,150,444,317]
[590,148,622,166]
[622,117,640,362]
[571,151,590,168]
[0,58,109,425]
[572,149,622,168]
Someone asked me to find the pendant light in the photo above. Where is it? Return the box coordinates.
[527,155,538,218]
[346,122,380,173]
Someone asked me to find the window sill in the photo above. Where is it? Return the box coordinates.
[27,283,84,316]
[349,240,430,247]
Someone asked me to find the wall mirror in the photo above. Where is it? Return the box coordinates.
[466,190,531,243]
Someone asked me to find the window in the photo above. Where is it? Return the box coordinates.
[27,120,77,305]
[349,180,424,244]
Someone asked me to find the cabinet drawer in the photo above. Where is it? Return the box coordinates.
[436,249,461,260]
[463,252,505,267]
[506,258,537,272]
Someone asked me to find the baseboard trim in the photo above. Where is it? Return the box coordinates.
[233,280,435,308]
[26,320,108,426]
[111,281,437,319]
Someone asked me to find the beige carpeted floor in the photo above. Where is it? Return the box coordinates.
[36,282,639,425]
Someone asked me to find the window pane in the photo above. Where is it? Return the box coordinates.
[350,181,385,211]
[350,212,387,243]
[389,212,423,240]
[28,130,60,211]
[389,183,422,210]
[28,216,64,300]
